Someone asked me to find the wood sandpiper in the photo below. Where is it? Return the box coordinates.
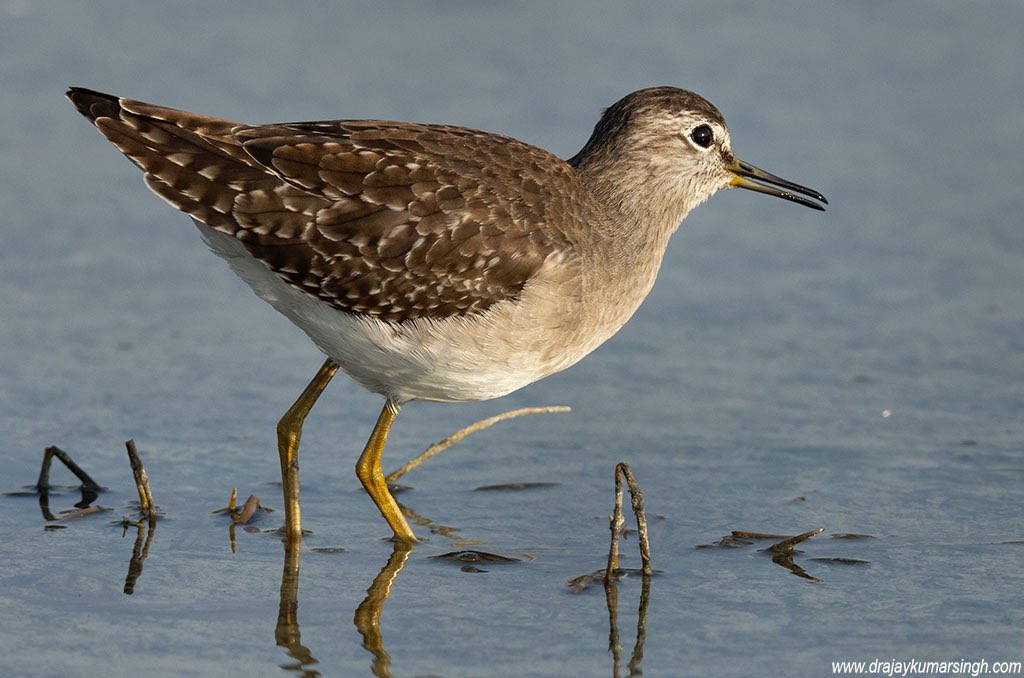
[67,86,827,541]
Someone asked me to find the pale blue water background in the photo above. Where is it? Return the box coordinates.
[1,2,1022,676]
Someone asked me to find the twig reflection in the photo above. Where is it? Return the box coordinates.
[604,574,650,678]
[400,502,480,548]
[35,486,100,522]
[123,521,156,595]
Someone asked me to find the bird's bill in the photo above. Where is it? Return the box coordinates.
[728,159,828,211]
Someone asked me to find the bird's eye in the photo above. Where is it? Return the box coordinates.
[690,124,714,149]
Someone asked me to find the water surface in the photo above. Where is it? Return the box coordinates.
[1,3,1022,676]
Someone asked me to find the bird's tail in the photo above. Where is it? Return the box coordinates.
[65,87,271,235]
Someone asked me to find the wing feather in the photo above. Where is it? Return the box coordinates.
[68,88,578,322]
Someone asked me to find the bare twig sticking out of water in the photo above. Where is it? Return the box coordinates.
[36,445,102,491]
[565,462,655,592]
[125,439,156,526]
[601,463,653,677]
[385,406,570,483]
[605,462,653,583]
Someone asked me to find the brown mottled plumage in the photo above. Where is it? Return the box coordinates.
[67,86,825,540]
[69,88,574,323]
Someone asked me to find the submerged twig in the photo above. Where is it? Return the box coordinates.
[57,505,104,521]
[36,445,101,491]
[125,439,156,526]
[765,528,825,555]
[385,405,570,483]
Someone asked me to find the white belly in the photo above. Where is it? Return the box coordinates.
[195,221,596,403]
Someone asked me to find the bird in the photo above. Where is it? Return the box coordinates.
[66,86,826,542]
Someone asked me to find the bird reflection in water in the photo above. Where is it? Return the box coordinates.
[275,537,321,677]
[352,541,414,678]
[273,512,415,678]
[273,503,653,677]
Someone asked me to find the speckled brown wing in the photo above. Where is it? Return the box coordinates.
[68,88,578,323]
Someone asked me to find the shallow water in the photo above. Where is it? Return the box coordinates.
[2,3,1023,676]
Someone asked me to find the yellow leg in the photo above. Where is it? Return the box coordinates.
[356,400,417,541]
[277,358,339,540]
